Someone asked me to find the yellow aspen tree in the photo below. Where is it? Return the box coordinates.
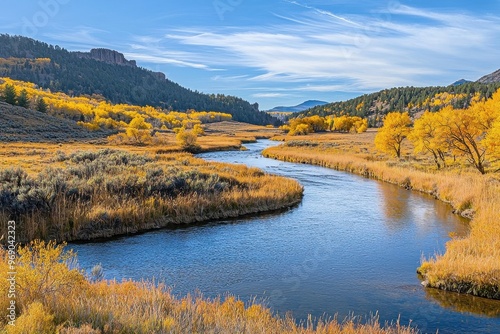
[484,118,500,171]
[409,111,448,169]
[126,116,153,145]
[374,112,412,158]
[438,106,488,174]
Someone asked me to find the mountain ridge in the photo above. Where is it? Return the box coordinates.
[477,69,500,84]
[298,82,500,126]
[0,34,278,125]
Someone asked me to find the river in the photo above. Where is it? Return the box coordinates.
[70,140,500,333]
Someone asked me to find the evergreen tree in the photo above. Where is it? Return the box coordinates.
[3,84,17,105]
[36,97,48,113]
[17,89,29,108]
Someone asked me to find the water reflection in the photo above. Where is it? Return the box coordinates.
[378,183,411,230]
[378,182,469,237]
[424,287,500,317]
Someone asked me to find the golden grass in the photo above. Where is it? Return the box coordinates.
[263,131,500,299]
[0,121,280,175]
[0,242,418,334]
[0,147,303,242]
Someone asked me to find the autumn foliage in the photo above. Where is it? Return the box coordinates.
[283,115,368,136]
[375,112,412,158]
[375,89,500,173]
[0,77,233,146]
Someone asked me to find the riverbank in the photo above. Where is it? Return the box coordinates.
[0,148,303,243]
[0,121,302,243]
[263,131,500,300]
[0,241,418,333]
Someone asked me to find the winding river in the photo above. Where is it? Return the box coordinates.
[70,140,500,334]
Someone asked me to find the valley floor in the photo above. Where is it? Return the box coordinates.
[0,124,421,333]
[0,122,301,243]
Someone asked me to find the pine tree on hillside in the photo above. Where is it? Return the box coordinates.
[3,84,17,105]
[17,89,29,108]
[36,97,48,113]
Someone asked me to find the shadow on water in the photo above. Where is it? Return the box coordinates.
[424,287,500,318]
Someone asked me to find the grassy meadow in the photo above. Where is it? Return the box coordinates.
[0,122,301,242]
[263,130,500,300]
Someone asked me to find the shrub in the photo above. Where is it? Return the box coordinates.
[6,302,55,334]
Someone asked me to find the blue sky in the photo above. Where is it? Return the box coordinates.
[1,1,500,110]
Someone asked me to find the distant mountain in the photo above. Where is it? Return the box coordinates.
[0,34,279,125]
[451,79,472,86]
[477,69,500,84]
[268,100,329,113]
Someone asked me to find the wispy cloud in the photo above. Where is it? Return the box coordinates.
[253,92,293,98]
[124,52,210,69]
[154,4,499,91]
[71,3,499,102]
[282,0,363,27]
[43,27,109,50]
[211,75,250,81]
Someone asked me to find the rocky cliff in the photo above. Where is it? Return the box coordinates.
[477,69,500,84]
[74,48,167,81]
[74,48,137,67]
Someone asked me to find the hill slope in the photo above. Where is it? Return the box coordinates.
[0,34,278,125]
[0,102,112,142]
[477,69,500,84]
[298,82,500,126]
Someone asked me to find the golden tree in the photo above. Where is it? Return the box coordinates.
[126,116,153,145]
[485,118,500,170]
[375,112,412,158]
[409,111,448,169]
[332,115,368,133]
[287,115,327,135]
[438,106,489,174]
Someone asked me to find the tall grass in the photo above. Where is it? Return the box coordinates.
[0,149,303,242]
[0,242,418,333]
[263,136,500,300]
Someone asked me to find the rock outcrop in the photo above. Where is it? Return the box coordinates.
[73,48,167,81]
[74,48,137,67]
[477,69,500,84]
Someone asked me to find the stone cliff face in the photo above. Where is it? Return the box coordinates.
[74,48,167,81]
[74,48,137,67]
[477,69,500,84]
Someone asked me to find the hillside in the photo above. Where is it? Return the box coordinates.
[0,34,278,125]
[268,100,328,113]
[298,82,500,126]
[477,69,500,84]
[0,101,112,142]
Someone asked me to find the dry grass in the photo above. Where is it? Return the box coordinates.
[0,147,303,243]
[0,242,418,334]
[263,130,500,299]
[0,121,280,175]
